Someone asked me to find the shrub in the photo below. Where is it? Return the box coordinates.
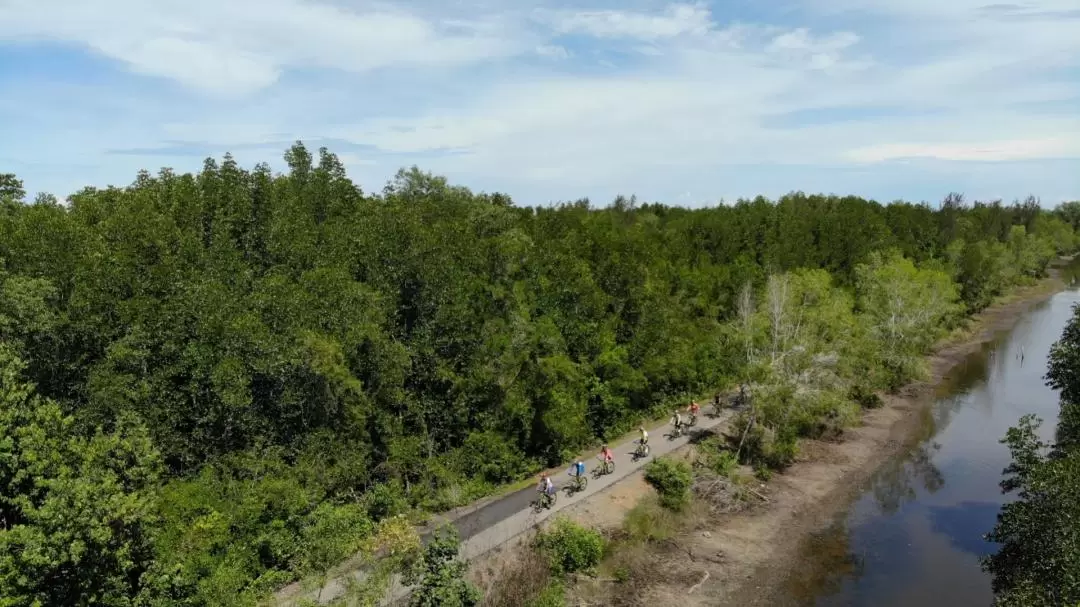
[526,580,566,607]
[733,418,798,471]
[850,383,883,409]
[643,457,693,511]
[407,525,481,607]
[623,495,677,543]
[698,437,738,477]
[363,481,408,521]
[535,517,605,575]
[754,464,772,481]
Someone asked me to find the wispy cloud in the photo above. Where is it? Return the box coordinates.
[0,0,1077,204]
[546,2,714,40]
[0,0,528,96]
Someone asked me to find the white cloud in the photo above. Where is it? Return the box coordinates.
[0,0,1077,204]
[547,2,714,40]
[846,137,1080,163]
[766,28,859,53]
[535,44,571,59]
[0,0,528,96]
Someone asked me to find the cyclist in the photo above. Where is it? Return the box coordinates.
[671,409,684,433]
[599,444,614,466]
[688,400,701,419]
[537,473,554,504]
[572,459,586,479]
[638,426,649,453]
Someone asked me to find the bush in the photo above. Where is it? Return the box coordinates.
[753,464,773,481]
[643,457,693,511]
[363,482,408,521]
[734,417,798,471]
[535,517,605,575]
[698,437,738,477]
[407,525,481,607]
[526,580,566,607]
[623,496,677,543]
[849,383,883,409]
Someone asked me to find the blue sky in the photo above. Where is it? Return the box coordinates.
[1,0,1078,207]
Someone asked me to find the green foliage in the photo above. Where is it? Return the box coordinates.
[526,580,567,607]
[535,517,605,575]
[0,346,163,606]
[622,496,678,543]
[699,437,739,477]
[849,384,883,409]
[643,457,693,511]
[406,525,481,607]
[983,303,1080,606]
[855,251,961,389]
[0,145,1074,601]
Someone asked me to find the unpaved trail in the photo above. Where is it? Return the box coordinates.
[274,408,738,605]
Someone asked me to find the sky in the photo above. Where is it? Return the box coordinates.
[0,0,1078,207]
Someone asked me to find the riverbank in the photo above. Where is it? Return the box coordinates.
[533,274,1069,606]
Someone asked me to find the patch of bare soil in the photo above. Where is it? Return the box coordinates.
[548,276,1065,607]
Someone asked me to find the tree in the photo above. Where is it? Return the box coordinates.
[855,251,960,388]
[0,346,163,606]
[982,303,1080,606]
[644,457,693,511]
[406,525,480,607]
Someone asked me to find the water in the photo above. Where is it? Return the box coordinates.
[778,267,1080,607]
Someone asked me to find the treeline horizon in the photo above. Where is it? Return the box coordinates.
[2,142,1079,605]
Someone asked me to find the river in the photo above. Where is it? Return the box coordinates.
[775,267,1080,606]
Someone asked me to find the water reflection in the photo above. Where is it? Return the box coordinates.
[781,520,865,602]
[870,440,944,516]
[925,501,1001,559]
[776,280,1080,607]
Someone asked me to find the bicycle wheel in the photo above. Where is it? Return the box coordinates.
[549,492,558,507]
[605,460,615,475]
[579,476,588,491]
[689,414,698,427]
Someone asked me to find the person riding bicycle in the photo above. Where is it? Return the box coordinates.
[538,473,554,499]
[572,459,586,479]
[638,426,649,447]
[671,410,684,432]
[599,444,614,464]
[688,400,700,418]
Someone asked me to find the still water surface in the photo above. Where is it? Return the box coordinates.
[778,269,1080,607]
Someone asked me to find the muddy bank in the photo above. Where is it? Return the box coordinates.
[510,275,1068,607]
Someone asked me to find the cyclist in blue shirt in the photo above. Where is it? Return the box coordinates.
[573,459,586,478]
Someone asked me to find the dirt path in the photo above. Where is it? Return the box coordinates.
[537,276,1068,607]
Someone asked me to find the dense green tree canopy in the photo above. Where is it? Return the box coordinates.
[983,303,1080,606]
[0,143,1076,604]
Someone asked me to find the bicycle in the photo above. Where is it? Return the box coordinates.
[670,422,685,439]
[531,491,557,513]
[687,413,698,427]
[634,440,651,460]
[599,458,615,475]
[566,473,588,495]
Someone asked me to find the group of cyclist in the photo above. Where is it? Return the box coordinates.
[534,400,703,509]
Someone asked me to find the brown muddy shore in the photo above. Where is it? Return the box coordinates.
[491,272,1070,607]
